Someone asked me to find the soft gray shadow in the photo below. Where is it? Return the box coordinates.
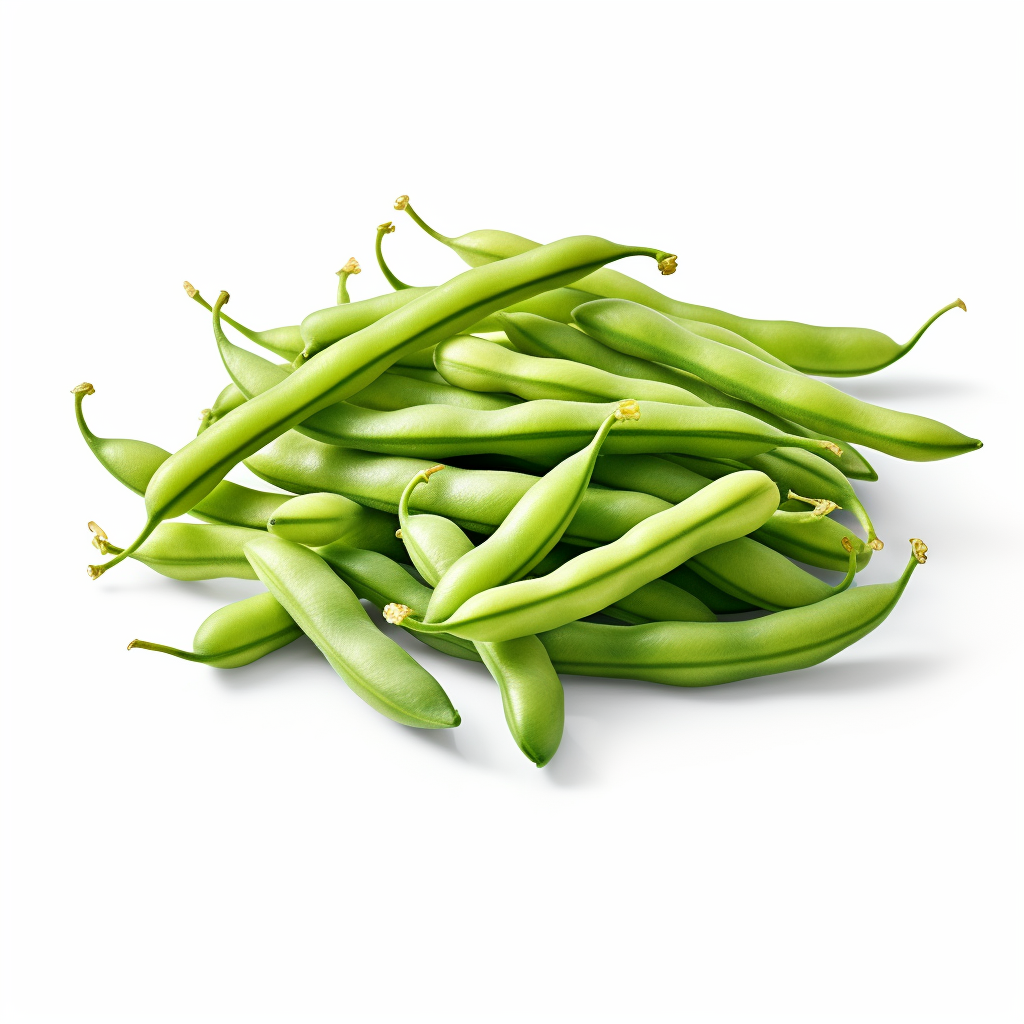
[212,635,327,690]
[835,378,984,403]
[542,727,600,787]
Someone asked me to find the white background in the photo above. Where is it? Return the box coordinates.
[1,3,1020,1022]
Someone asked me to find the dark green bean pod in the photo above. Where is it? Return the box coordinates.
[128,592,302,668]
[244,533,460,729]
[573,300,983,462]
[73,383,287,530]
[498,311,877,482]
[397,197,963,377]
[245,432,854,611]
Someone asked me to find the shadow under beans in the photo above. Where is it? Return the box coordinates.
[832,377,985,404]
[557,654,945,715]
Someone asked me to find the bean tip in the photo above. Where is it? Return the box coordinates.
[183,280,197,298]
[869,538,884,550]
[337,258,361,275]
[86,564,105,580]
[909,538,928,563]
[378,221,395,234]
[393,195,409,211]
[126,639,139,651]
[657,254,678,276]
[71,382,95,395]
[955,298,966,312]
[383,603,412,625]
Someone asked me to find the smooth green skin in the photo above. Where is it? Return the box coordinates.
[575,300,983,462]
[73,386,286,530]
[299,287,434,357]
[198,382,247,434]
[93,236,669,577]
[588,452,871,573]
[301,396,840,463]
[397,482,564,766]
[122,523,260,580]
[246,432,847,612]
[267,492,398,549]
[434,333,704,407]
[422,412,622,622]
[244,534,460,729]
[542,553,920,683]
[398,472,780,642]
[664,565,756,614]
[212,321,519,415]
[532,544,715,624]
[188,288,304,359]
[331,541,921,684]
[499,312,877,481]
[129,591,301,668]
[401,204,955,377]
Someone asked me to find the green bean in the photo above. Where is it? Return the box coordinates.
[541,541,926,683]
[300,396,844,463]
[128,591,301,668]
[418,407,625,622]
[91,234,676,579]
[95,522,259,580]
[385,471,780,642]
[244,533,460,729]
[396,197,962,377]
[463,449,869,574]
[246,431,851,611]
[211,317,518,414]
[663,565,756,614]
[73,383,287,531]
[499,311,877,482]
[397,471,565,765]
[532,544,715,624]
[574,300,983,462]
[185,283,304,360]
[334,539,924,684]
[198,382,247,434]
[335,257,360,304]
[268,491,404,557]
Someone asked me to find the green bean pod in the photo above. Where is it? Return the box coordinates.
[246,432,850,611]
[92,236,677,580]
[574,300,983,462]
[128,591,301,668]
[397,198,963,376]
[395,470,565,766]
[334,538,926,683]
[268,491,404,558]
[299,397,843,463]
[73,383,287,530]
[420,408,626,622]
[186,283,304,360]
[244,533,460,728]
[542,542,926,682]
[198,382,247,434]
[105,523,259,580]
[498,312,877,481]
[387,471,780,642]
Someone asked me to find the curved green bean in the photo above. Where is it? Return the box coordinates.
[396,197,962,377]
[244,533,460,729]
[73,383,287,531]
[498,311,877,481]
[387,471,780,642]
[573,300,982,462]
[129,591,301,668]
[336,257,360,304]
[185,283,304,360]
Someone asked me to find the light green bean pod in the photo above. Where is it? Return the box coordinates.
[267,491,402,557]
[422,407,626,622]
[128,591,302,668]
[387,471,780,642]
[574,300,983,462]
[498,311,877,482]
[102,523,260,581]
[186,284,304,359]
[244,533,460,729]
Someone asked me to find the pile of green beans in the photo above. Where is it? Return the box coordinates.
[76,197,978,766]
